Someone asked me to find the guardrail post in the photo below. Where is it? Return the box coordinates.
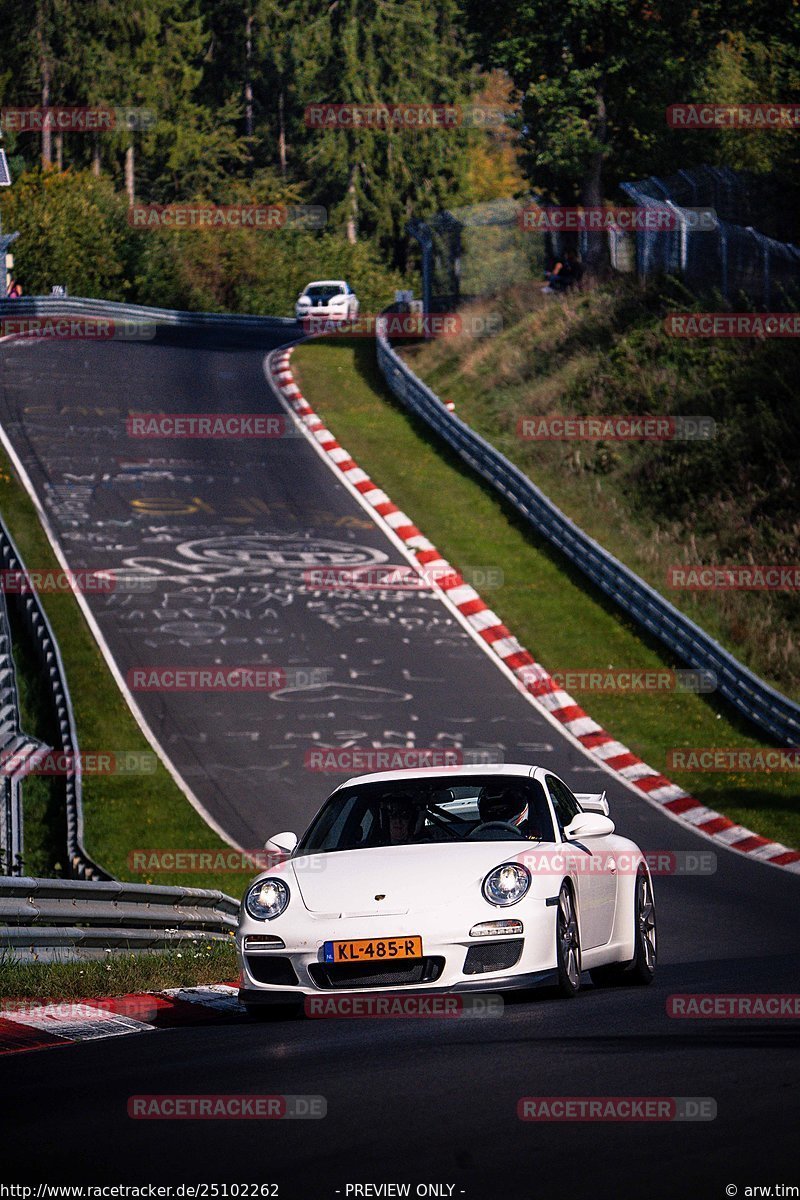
[0,775,10,874]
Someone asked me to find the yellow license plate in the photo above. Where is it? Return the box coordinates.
[323,936,422,963]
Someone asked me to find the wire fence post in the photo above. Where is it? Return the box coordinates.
[407,219,434,327]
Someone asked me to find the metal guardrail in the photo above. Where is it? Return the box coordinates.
[0,515,110,880]
[375,319,800,747]
[0,876,239,960]
[0,294,296,333]
[0,529,48,876]
[0,578,21,873]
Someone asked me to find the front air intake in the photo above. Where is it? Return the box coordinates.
[246,955,299,986]
[308,957,445,990]
[463,939,523,975]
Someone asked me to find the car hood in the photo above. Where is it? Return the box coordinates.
[287,842,534,915]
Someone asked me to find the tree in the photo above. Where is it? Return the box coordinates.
[461,71,527,204]
[289,0,473,267]
[464,0,729,272]
[702,16,800,232]
[0,167,135,297]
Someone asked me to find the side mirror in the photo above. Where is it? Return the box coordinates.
[266,831,298,857]
[565,813,615,840]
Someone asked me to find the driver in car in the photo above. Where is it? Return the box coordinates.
[477,784,544,839]
[384,795,426,845]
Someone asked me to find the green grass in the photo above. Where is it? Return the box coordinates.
[291,338,799,850]
[0,940,237,1002]
[0,450,254,896]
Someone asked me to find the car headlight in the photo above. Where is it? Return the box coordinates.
[482,863,530,907]
[245,878,290,921]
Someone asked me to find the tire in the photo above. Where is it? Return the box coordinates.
[590,867,656,988]
[555,882,582,997]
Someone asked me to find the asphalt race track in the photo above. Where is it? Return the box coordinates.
[0,327,626,847]
[1,328,798,1197]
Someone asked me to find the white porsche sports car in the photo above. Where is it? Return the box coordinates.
[237,765,656,1014]
[294,279,359,322]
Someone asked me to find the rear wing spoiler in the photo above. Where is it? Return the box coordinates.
[575,790,609,816]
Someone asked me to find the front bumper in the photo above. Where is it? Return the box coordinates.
[295,307,350,321]
[240,969,556,1007]
[237,903,558,1000]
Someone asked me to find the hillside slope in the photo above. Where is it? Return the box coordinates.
[401,278,800,701]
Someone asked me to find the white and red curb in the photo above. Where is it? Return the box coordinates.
[0,985,242,1056]
[269,346,799,875]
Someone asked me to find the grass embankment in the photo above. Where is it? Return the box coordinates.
[291,338,799,850]
[0,941,237,1002]
[402,278,800,701]
[0,449,254,896]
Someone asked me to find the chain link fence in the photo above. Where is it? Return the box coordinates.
[409,198,545,311]
[621,166,800,309]
[409,167,800,311]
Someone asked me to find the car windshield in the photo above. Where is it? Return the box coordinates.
[296,775,555,854]
[305,285,344,303]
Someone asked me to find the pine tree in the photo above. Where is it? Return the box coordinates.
[289,0,473,266]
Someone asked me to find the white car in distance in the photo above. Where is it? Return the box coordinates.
[294,280,359,322]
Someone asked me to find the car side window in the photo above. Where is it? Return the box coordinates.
[546,776,581,835]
